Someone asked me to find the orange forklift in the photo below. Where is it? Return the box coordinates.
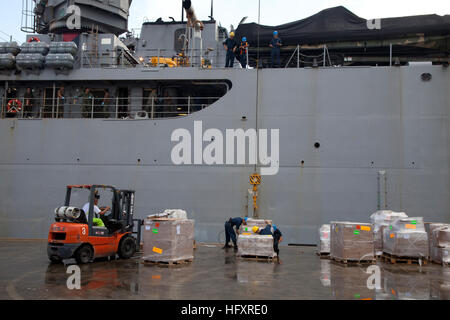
[47,185,143,264]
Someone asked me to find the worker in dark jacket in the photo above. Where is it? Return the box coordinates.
[223,217,248,249]
[223,32,238,68]
[269,31,282,68]
[256,222,283,258]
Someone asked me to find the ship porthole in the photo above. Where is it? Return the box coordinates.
[421,73,432,81]
[314,142,321,149]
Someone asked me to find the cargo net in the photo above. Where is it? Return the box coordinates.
[382,217,429,259]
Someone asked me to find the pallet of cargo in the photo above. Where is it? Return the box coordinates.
[332,257,376,265]
[238,254,276,262]
[142,258,193,267]
[381,252,428,265]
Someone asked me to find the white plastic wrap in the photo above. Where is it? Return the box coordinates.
[382,217,428,258]
[370,210,408,256]
[317,224,331,254]
[163,209,188,220]
[237,234,276,258]
[330,221,375,262]
[239,218,272,235]
[147,209,188,220]
[430,226,450,264]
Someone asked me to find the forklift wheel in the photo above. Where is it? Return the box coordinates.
[118,236,136,259]
[74,245,93,264]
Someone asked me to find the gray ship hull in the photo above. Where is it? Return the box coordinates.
[0,66,449,244]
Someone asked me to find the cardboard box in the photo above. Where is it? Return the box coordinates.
[330,222,375,262]
[143,218,195,262]
[382,217,428,258]
[237,234,276,258]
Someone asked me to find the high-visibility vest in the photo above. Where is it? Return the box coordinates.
[239,42,249,55]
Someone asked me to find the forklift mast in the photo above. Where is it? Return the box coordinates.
[62,185,142,245]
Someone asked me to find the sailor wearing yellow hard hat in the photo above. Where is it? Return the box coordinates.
[253,221,283,259]
[223,31,238,68]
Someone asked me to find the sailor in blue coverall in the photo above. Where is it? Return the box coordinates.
[223,217,248,249]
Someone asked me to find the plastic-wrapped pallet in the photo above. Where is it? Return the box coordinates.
[370,211,408,256]
[237,234,276,258]
[425,223,448,262]
[239,218,272,235]
[317,224,331,255]
[382,217,428,259]
[430,226,450,265]
[142,218,195,263]
[0,42,20,55]
[330,222,375,262]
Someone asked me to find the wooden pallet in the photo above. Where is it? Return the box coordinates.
[381,253,428,265]
[332,257,376,265]
[142,259,193,267]
[316,252,331,259]
[431,260,450,267]
[238,255,276,262]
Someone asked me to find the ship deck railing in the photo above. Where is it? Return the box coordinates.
[1,96,220,120]
[80,48,219,69]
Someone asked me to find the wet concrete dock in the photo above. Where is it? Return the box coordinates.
[0,240,448,300]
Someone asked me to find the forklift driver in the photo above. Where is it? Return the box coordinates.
[82,192,110,227]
